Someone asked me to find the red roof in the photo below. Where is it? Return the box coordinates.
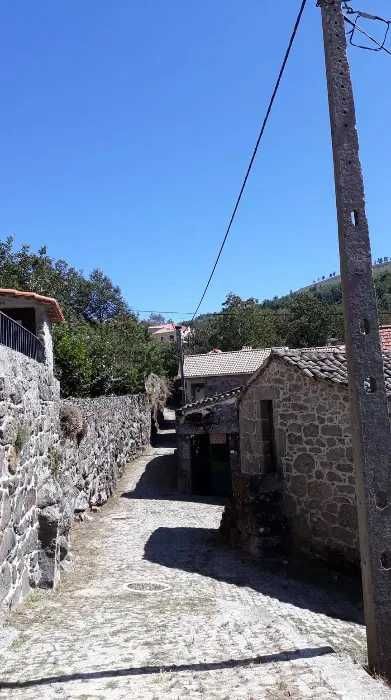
[380,326,391,352]
[0,289,64,323]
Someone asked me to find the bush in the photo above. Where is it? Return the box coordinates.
[60,405,87,445]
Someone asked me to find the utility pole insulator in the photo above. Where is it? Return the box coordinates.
[319,0,391,680]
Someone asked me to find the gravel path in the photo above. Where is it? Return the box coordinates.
[0,437,390,699]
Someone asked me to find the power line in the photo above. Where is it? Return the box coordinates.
[190,0,308,322]
[343,13,391,55]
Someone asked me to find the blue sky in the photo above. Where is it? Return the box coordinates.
[1,1,390,320]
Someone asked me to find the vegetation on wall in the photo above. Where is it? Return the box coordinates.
[0,237,177,397]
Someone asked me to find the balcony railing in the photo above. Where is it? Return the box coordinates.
[0,311,45,363]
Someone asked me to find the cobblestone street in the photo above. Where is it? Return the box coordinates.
[0,430,390,699]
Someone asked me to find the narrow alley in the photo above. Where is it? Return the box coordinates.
[0,418,389,699]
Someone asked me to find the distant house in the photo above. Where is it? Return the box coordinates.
[148,323,191,345]
[221,347,391,569]
[183,347,273,403]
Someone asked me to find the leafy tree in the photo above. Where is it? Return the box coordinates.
[283,293,332,348]
[0,237,176,397]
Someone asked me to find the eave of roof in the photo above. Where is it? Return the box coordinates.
[239,347,391,400]
[0,288,65,323]
[183,347,273,379]
[176,386,242,415]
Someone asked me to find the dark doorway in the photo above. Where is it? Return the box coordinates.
[191,434,210,495]
[191,434,232,498]
[209,435,232,497]
[260,400,277,473]
[2,307,36,334]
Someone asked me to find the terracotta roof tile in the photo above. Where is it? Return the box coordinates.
[183,347,273,379]
[177,386,242,415]
[380,326,391,352]
[274,348,391,394]
[0,289,64,323]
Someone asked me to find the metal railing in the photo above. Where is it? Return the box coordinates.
[0,311,45,363]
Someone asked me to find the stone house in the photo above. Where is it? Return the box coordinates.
[176,388,241,498]
[221,348,391,570]
[0,288,64,369]
[183,347,272,404]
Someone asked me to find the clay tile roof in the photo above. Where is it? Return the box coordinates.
[177,386,242,415]
[380,326,391,352]
[0,289,65,323]
[274,348,391,394]
[183,347,273,379]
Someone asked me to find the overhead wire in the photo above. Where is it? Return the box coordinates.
[343,12,391,55]
[190,0,309,322]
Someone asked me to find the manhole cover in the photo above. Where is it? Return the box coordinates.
[127,582,170,594]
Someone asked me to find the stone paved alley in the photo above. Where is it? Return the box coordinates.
[0,426,390,699]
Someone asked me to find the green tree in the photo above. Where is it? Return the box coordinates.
[283,293,332,348]
[0,237,175,397]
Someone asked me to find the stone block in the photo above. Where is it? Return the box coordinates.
[303,423,319,438]
[339,502,358,530]
[307,481,333,501]
[37,479,61,509]
[289,475,307,498]
[0,527,16,562]
[293,453,315,475]
[288,433,303,446]
[330,525,355,547]
[321,424,342,437]
[326,470,343,483]
[0,419,18,447]
[0,561,12,604]
[326,446,346,461]
[338,462,353,474]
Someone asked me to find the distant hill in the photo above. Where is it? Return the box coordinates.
[297,259,391,294]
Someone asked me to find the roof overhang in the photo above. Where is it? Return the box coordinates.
[0,288,65,323]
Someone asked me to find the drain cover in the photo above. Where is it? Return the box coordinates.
[127,582,169,594]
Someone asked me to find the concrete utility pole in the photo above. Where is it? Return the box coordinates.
[175,325,186,405]
[318,0,391,679]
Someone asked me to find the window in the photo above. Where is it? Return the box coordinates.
[260,400,276,473]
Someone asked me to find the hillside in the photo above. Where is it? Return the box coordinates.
[189,270,391,355]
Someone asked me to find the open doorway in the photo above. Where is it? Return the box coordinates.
[191,433,232,498]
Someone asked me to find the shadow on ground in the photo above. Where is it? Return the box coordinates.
[121,452,224,505]
[144,525,363,625]
[125,428,363,626]
[0,646,334,690]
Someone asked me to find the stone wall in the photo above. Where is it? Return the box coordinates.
[0,345,150,610]
[225,357,367,568]
[0,347,60,609]
[185,374,244,402]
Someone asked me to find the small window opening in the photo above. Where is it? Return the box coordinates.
[351,210,359,227]
[364,377,377,394]
[359,319,370,335]
[376,491,387,510]
[380,551,391,570]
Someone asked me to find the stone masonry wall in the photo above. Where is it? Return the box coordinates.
[234,358,364,568]
[0,347,60,610]
[0,345,150,610]
[185,374,244,402]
